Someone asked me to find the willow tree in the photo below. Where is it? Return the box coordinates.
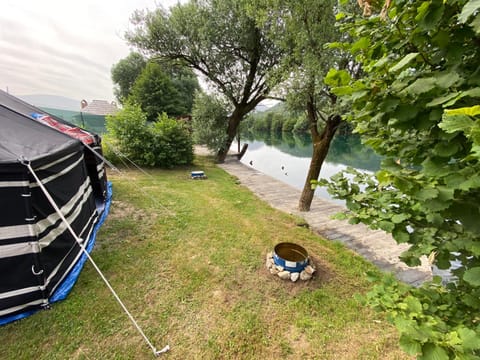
[253,0,358,211]
[323,0,480,357]
[126,0,283,162]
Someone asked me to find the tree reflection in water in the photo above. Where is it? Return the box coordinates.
[235,131,382,204]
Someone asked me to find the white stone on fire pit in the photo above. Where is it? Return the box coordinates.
[305,265,316,275]
[266,258,275,269]
[300,270,312,281]
[270,267,279,275]
[278,271,291,280]
[290,272,300,282]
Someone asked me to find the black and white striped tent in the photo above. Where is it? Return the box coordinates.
[0,90,110,325]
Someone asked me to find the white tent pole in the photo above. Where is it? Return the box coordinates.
[25,162,169,357]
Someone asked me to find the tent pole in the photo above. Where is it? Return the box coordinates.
[83,142,119,172]
[24,161,169,357]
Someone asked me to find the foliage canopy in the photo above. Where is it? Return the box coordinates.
[130,62,199,121]
[321,0,480,357]
[126,0,284,161]
[111,52,146,104]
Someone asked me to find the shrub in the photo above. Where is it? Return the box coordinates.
[105,103,193,168]
[150,113,193,168]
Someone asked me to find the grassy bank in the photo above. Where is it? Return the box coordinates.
[1,156,409,359]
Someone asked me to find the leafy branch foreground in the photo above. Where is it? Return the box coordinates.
[2,158,409,359]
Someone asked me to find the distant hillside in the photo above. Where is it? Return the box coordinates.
[254,100,282,113]
[18,94,80,111]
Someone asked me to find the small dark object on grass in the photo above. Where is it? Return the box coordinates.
[191,171,207,180]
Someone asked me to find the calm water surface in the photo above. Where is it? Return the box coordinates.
[232,132,382,204]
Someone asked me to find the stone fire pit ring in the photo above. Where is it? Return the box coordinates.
[266,242,316,282]
[273,242,309,272]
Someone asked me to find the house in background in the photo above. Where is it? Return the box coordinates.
[81,99,118,116]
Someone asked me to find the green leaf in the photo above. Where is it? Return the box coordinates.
[372,56,390,69]
[435,71,462,89]
[392,213,409,224]
[393,228,410,243]
[459,0,480,23]
[376,170,392,185]
[324,69,351,87]
[389,53,419,73]
[415,188,439,201]
[442,87,480,107]
[445,105,480,117]
[400,78,436,96]
[417,1,445,31]
[378,221,395,232]
[426,213,443,226]
[399,334,422,355]
[463,267,480,287]
[439,114,474,134]
[351,37,370,52]
[471,13,480,34]
[331,86,354,96]
[457,327,480,350]
[459,176,480,191]
[426,92,459,107]
[405,295,423,313]
[432,141,460,157]
[419,343,449,360]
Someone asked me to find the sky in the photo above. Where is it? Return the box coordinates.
[0,0,182,105]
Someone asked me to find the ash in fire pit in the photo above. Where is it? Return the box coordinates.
[266,242,316,282]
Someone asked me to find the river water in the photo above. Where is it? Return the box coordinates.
[232,132,382,204]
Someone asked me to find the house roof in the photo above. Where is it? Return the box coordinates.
[81,100,118,116]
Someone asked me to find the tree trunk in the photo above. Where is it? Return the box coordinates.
[298,113,342,212]
[216,97,264,163]
[216,110,243,163]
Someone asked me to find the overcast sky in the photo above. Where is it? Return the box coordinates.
[0,0,182,103]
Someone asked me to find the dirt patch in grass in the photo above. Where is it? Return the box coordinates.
[108,200,158,223]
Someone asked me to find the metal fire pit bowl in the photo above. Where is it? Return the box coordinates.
[273,242,309,272]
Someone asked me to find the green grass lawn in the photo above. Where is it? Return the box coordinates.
[1,156,411,359]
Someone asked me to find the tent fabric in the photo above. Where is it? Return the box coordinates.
[0,91,110,325]
[0,90,108,202]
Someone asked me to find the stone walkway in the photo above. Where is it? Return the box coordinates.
[197,147,432,286]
